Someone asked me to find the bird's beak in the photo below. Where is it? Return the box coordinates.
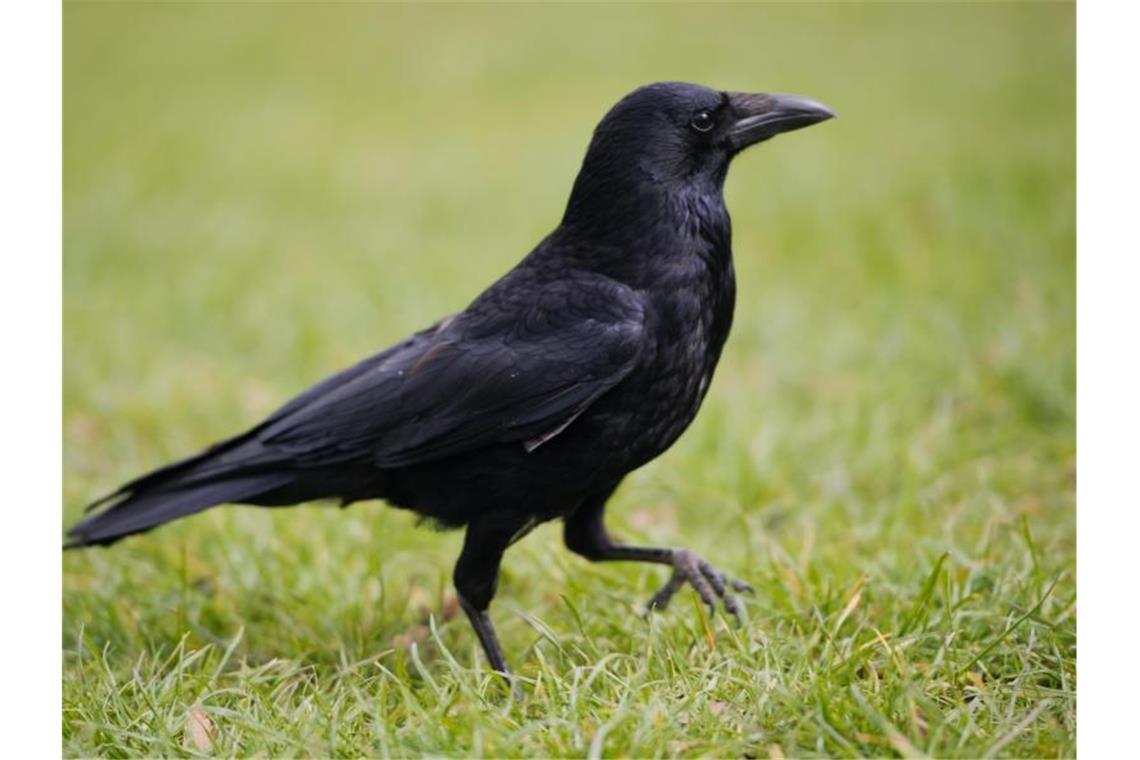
[726,92,835,151]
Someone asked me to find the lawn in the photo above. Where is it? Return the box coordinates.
[63,3,1075,757]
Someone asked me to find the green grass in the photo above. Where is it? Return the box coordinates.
[63,3,1075,757]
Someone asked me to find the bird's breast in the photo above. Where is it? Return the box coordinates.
[612,240,736,467]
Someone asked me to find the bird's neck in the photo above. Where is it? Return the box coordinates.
[554,178,733,289]
[562,158,726,229]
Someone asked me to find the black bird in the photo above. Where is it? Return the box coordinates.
[67,82,833,675]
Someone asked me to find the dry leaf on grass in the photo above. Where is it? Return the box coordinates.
[393,590,460,653]
[183,705,216,751]
[394,623,431,653]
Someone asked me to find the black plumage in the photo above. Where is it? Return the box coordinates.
[67,82,833,675]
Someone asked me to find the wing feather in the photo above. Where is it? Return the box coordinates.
[258,273,645,467]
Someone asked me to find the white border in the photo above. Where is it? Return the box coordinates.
[0,0,62,752]
[1077,1,1140,757]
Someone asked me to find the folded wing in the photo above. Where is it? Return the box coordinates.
[259,274,646,467]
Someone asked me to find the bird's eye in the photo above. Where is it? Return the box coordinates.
[690,110,715,133]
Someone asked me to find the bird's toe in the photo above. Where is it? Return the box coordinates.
[645,549,750,623]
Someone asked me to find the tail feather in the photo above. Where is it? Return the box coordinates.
[67,472,294,547]
[82,431,265,514]
[67,437,295,548]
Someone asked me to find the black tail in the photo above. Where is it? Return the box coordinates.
[66,437,294,548]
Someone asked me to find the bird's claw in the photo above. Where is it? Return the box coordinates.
[646,549,752,623]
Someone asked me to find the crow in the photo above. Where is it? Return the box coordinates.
[67,82,833,676]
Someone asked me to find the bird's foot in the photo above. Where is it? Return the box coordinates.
[646,549,753,623]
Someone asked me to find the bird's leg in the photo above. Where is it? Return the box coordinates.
[459,597,509,677]
[453,512,533,680]
[641,547,754,618]
[563,497,752,622]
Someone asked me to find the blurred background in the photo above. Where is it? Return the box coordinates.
[64,3,1073,756]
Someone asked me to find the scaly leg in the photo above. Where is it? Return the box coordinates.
[563,491,752,621]
[453,511,535,678]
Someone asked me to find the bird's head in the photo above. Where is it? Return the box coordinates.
[563,82,833,230]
